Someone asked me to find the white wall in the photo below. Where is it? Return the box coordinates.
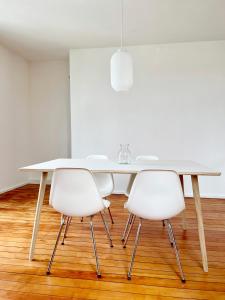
[0,44,30,192]
[70,41,225,197]
[29,60,70,181]
[0,50,70,191]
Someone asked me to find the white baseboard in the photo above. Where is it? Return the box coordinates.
[184,193,225,199]
[28,179,52,184]
[1,184,225,200]
[0,182,28,195]
[113,190,225,199]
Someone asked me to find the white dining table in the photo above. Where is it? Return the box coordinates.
[20,158,221,272]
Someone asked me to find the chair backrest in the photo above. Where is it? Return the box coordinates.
[86,155,114,196]
[126,170,185,220]
[49,168,105,217]
[136,155,159,162]
[125,155,159,196]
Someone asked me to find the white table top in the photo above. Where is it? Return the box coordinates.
[20,158,221,176]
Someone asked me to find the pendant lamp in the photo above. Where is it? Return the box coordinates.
[111,0,133,91]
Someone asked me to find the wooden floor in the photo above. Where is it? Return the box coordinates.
[0,185,225,299]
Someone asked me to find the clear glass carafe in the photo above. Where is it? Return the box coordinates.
[118,144,131,164]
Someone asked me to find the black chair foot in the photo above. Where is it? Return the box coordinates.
[110,245,114,248]
[127,275,131,280]
[46,271,51,275]
[181,279,186,283]
[123,245,126,248]
[97,274,102,278]
[61,242,64,245]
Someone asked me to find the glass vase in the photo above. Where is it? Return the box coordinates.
[118,144,131,164]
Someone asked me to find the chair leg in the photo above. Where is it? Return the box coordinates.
[181,210,187,230]
[127,218,142,280]
[165,219,174,247]
[123,214,136,248]
[165,220,186,283]
[81,217,84,222]
[100,212,113,247]
[89,216,101,278]
[61,217,72,245]
[46,218,65,275]
[121,213,133,241]
[61,214,66,225]
[162,220,165,227]
[107,207,114,224]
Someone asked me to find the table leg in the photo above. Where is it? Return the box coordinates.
[191,175,208,272]
[179,175,187,230]
[29,171,48,260]
[126,174,136,196]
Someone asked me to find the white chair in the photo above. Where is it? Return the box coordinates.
[122,155,159,241]
[123,170,186,282]
[86,155,114,224]
[46,168,113,278]
[125,155,159,197]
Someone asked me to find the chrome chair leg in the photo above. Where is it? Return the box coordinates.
[165,220,186,283]
[90,216,101,278]
[61,214,66,225]
[123,214,136,248]
[46,217,65,275]
[121,213,133,241]
[100,212,113,247]
[61,216,72,245]
[107,207,114,224]
[127,218,142,280]
[165,219,174,247]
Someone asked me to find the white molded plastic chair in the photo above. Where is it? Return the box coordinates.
[125,155,159,197]
[123,170,186,282]
[122,155,160,241]
[86,155,114,223]
[46,168,113,278]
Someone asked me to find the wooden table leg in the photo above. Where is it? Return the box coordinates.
[179,175,187,230]
[191,175,208,272]
[29,171,48,260]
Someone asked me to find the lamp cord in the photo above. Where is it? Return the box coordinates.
[121,0,125,49]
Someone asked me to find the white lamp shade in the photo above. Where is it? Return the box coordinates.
[110,49,133,92]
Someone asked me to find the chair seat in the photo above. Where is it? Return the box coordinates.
[103,199,110,208]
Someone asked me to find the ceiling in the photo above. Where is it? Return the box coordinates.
[0,0,225,61]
